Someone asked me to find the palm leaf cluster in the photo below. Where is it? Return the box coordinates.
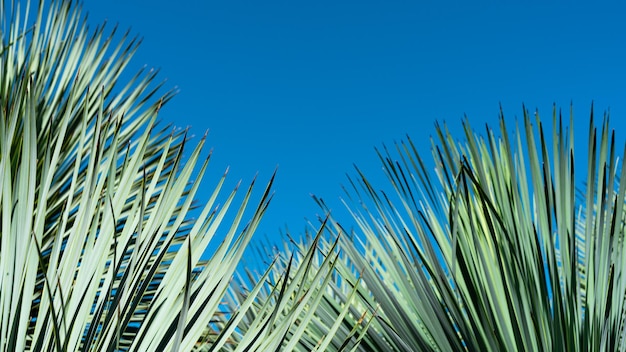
[308,108,626,351]
[0,1,367,350]
[0,0,277,350]
[3,1,626,351]
[221,223,374,351]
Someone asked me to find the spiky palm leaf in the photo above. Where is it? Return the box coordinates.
[0,1,277,350]
[218,221,374,352]
[312,106,626,351]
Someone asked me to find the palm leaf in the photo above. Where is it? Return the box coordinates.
[0,1,275,351]
[315,105,626,351]
[221,222,373,351]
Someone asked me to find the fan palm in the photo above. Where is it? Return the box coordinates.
[6,0,626,351]
[0,1,284,350]
[308,106,626,351]
[221,222,374,351]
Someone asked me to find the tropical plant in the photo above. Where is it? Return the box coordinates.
[5,0,626,351]
[220,223,373,352]
[0,1,372,350]
[0,1,284,350]
[309,106,626,351]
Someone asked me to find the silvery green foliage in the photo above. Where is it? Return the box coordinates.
[314,108,626,351]
[0,1,274,350]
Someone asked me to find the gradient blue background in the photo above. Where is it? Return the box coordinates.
[81,1,626,250]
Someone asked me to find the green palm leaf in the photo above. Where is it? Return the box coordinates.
[314,106,626,351]
[0,1,276,351]
[224,224,372,352]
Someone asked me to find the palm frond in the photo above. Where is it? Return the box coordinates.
[220,222,373,352]
[315,106,626,351]
[0,1,275,351]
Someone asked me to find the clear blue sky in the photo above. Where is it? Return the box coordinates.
[81,1,626,248]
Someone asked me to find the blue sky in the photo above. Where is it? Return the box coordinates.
[81,1,626,248]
